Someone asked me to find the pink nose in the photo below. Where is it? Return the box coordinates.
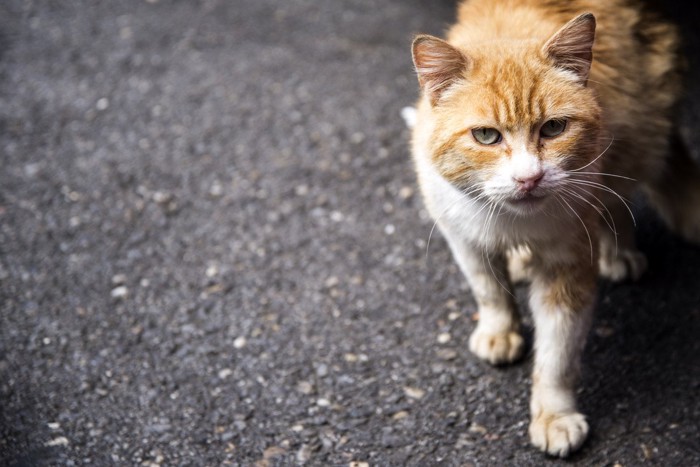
[514,172,544,193]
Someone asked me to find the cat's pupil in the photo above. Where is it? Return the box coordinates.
[540,119,566,137]
[472,128,501,145]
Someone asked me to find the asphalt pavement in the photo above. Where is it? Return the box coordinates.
[1,0,699,465]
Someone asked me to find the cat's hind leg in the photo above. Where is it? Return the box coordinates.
[597,199,648,282]
[645,133,700,243]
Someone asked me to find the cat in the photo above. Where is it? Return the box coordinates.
[410,0,700,457]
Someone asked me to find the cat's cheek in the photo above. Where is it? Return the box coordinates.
[486,160,518,192]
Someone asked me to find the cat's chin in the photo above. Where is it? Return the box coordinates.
[504,194,548,216]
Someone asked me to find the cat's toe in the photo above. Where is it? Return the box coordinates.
[529,412,588,457]
[598,249,647,282]
[468,328,524,365]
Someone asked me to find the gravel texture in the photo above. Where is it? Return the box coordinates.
[1,0,699,465]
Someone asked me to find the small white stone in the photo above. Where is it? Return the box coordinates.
[437,332,451,344]
[316,398,330,407]
[47,422,61,430]
[350,132,365,144]
[96,98,109,110]
[384,224,395,235]
[112,274,127,285]
[398,186,414,199]
[349,463,370,467]
[296,381,313,395]
[447,312,460,321]
[152,191,171,204]
[24,163,42,177]
[344,353,358,362]
[468,423,487,434]
[295,184,309,196]
[233,336,247,349]
[436,348,457,361]
[205,265,219,278]
[209,182,223,197]
[45,436,69,447]
[110,286,128,299]
[330,211,344,222]
[218,368,233,379]
[403,386,425,400]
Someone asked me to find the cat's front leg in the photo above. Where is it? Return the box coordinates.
[442,231,523,365]
[527,256,596,457]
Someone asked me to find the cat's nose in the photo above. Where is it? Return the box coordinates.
[514,171,544,193]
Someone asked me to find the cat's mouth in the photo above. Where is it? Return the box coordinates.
[506,193,548,212]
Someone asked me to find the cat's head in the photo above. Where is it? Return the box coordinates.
[412,13,603,216]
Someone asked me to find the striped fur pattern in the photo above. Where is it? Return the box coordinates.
[410,0,699,457]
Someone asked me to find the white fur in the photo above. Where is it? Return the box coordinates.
[413,105,598,457]
[508,146,543,181]
[415,150,580,252]
[528,282,593,456]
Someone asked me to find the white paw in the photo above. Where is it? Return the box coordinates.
[529,412,589,457]
[598,248,647,282]
[468,328,524,365]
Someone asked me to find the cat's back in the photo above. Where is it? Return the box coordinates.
[450,0,681,108]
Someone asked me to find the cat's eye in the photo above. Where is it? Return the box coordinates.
[540,119,567,138]
[472,128,502,145]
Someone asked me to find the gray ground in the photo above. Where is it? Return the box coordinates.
[1,0,699,465]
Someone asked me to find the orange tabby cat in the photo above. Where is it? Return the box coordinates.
[410,0,700,457]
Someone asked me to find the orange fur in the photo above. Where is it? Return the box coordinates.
[410,0,698,458]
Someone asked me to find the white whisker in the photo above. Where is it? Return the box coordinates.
[556,194,594,264]
[567,179,636,226]
[560,186,616,237]
[570,171,636,181]
[570,135,615,172]
[481,199,514,297]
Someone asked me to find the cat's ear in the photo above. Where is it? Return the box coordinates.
[412,35,469,106]
[543,13,596,84]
